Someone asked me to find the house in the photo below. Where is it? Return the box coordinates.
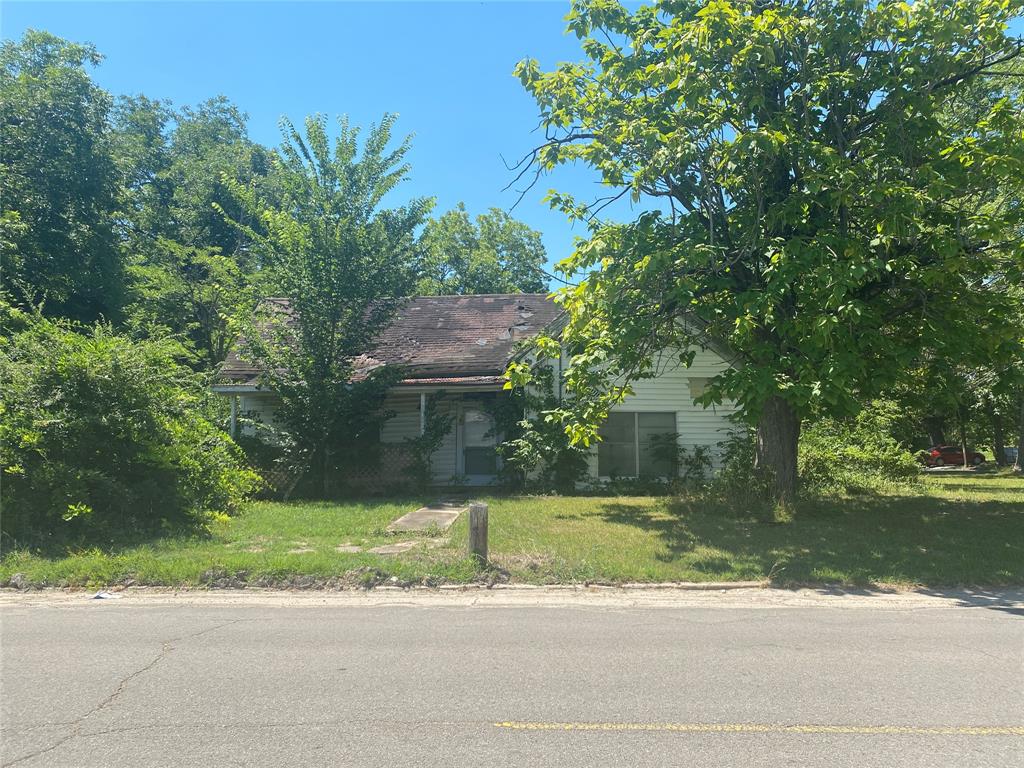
[214,293,740,486]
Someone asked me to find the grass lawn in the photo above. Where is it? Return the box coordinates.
[2,472,1023,589]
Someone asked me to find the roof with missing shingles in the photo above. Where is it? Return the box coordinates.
[218,293,563,386]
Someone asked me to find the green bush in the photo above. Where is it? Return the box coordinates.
[710,427,769,498]
[800,401,921,494]
[0,310,258,547]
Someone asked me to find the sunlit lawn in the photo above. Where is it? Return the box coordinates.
[3,472,1022,588]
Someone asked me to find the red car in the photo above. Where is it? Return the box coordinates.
[923,445,986,467]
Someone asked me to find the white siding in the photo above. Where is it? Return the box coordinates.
[379,392,460,484]
[431,398,459,482]
[233,343,739,483]
[380,393,420,444]
[238,394,281,436]
[579,348,740,476]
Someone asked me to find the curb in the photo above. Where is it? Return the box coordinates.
[0,580,769,595]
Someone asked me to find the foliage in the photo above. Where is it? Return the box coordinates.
[126,239,254,367]
[648,434,712,488]
[417,203,548,295]
[113,95,272,258]
[508,0,1024,501]
[799,401,921,495]
[0,29,272,351]
[710,427,767,498]
[219,114,433,493]
[0,308,258,548]
[403,392,454,488]
[0,30,124,321]
[112,94,272,364]
[497,365,590,492]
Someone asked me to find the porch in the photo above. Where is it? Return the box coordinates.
[215,382,510,488]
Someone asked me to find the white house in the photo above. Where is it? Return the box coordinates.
[214,293,740,486]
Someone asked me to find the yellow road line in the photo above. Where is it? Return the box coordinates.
[494,722,1024,737]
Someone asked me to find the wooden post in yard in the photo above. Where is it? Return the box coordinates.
[468,502,488,565]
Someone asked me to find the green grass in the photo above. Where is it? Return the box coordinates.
[3,472,1023,588]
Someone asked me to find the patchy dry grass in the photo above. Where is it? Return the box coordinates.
[477,472,1024,586]
[2,472,1022,588]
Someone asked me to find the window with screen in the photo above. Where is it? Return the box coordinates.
[637,412,677,477]
[598,412,677,478]
[597,412,636,477]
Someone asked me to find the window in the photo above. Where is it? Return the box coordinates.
[464,447,498,475]
[597,413,636,477]
[463,407,499,476]
[597,412,676,478]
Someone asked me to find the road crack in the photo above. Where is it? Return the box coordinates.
[2,619,245,767]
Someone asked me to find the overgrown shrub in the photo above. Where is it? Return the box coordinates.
[710,426,766,497]
[403,391,454,489]
[799,401,921,494]
[711,404,920,500]
[495,368,590,493]
[0,310,258,547]
[648,433,712,489]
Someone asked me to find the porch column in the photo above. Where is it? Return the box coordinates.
[419,392,426,435]
[229,395,238,439]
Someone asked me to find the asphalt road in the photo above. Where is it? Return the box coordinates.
[2,589,1022,767]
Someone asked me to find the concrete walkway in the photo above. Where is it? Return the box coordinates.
[386,501,466,533]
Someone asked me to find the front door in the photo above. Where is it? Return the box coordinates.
[460,406,499,484]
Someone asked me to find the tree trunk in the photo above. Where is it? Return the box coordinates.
[755,396,801,503]
[923,415,946,447]
[957,405,969,470]
[1015,393,1024,473]
[322,444,332,498]
[988,400,1006,467]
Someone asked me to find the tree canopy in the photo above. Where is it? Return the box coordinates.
[1,31,123,322]
[508,0,1024,499]
[417,203,548,295]
[221,114,433,494]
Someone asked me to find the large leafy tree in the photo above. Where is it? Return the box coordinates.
[417,203,548,295]
[163,98,272,260]
[0,30,124,322]
[508,0,1024,500]
[222,115,433,493]
[126,239,251,368]
[114,95,271,366]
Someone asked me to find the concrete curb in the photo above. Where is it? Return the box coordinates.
[3,584,1023,611]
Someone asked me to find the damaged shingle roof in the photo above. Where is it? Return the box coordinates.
[219,293,562,386]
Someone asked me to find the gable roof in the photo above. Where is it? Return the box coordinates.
[218,293,563,388]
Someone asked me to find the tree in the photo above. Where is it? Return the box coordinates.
[221,114,433,494]
[126,239,252,367]
[113,95,272,366]
[507,0,1024,501]
[417,203,548,295]
[0,30,124,321]
[111,93,175,247]
[164,97,272,260]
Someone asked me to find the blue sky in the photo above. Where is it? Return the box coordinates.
[3,2,1023,286]
[2,1,614,282]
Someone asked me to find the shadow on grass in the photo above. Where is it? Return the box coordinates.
[930,481,1024,494]
[591,491,1024,589]
[1,520,216,560]
[4,495,433,560]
